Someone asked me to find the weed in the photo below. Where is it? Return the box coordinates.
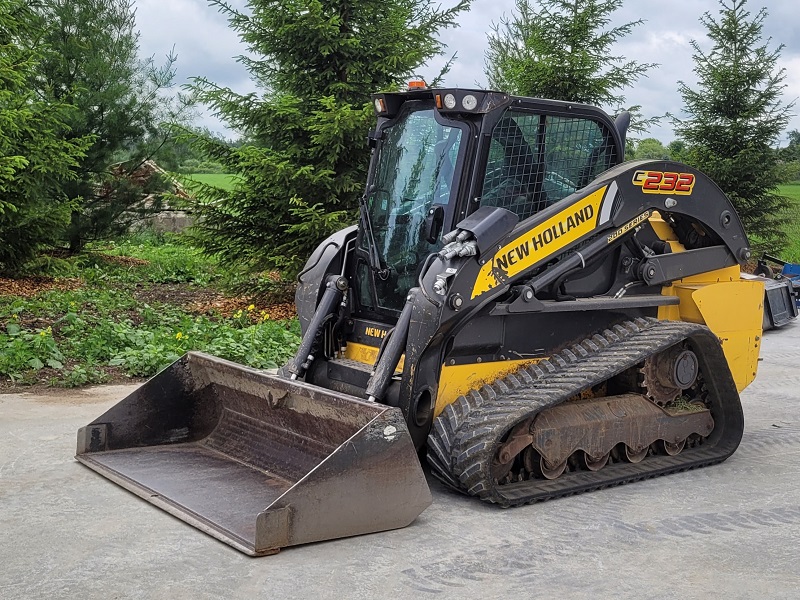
[0,322,65,382]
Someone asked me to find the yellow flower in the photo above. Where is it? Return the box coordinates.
[261,313,270,322]
[175,332,183,340]
[247,304,255,311]
[233,309,243,319]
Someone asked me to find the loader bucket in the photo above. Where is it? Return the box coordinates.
[76,352,432,555]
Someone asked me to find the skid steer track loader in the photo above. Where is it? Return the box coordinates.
[78,86,763,555]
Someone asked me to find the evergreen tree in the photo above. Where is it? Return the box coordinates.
[32,0,190,251]
[187,0,471,280]
[484,0,657,131]
[0,1,91,272]
[674,0,793,252]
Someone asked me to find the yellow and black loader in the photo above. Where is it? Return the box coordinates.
[78,87,773,554]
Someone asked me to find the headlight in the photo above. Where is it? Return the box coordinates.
[443,94,457,109]
[462,94,478,110]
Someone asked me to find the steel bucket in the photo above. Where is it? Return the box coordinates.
[76,352,431,555]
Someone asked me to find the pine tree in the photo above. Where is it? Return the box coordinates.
[667,140,688,163]
[674,0,793,252]
[484,0,656,130]
[0,1,91,273]
[32,0,189,251]
[186,0,471,283]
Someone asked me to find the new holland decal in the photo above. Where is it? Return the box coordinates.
[471,186,611,299]
[632,170,695,195]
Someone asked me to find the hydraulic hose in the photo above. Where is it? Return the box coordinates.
[365,288,417,401]
[287,275,347,379]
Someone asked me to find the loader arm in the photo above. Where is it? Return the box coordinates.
[381,160,753,436]
[457,159,750,305]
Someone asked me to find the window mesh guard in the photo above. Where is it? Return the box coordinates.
[480,112,617,221]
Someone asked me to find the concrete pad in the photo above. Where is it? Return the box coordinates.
[2,328,800,599]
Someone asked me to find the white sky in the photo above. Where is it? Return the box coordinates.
[134,0,800,145]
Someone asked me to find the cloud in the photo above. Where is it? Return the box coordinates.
[134,0,800,143]
[134,0,254,134]
[783,55,800,117]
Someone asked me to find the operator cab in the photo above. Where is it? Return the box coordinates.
[356,87,624,316]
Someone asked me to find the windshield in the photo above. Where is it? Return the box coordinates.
[362,108,463,311]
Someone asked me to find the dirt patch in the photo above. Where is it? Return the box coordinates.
[1,276,297,325]
[132,283,223,310]
[255,302,296,321]
[187,297,296,320]
[98,254,150,267]
[131,283,297,320]
[0,276,83,297]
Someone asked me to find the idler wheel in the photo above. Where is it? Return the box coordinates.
[624,445,648,463]
[584,451,610,471]
[663,439,686,456]
[540,457,567,479]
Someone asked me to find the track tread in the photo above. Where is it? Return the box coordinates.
[426,317,744,507]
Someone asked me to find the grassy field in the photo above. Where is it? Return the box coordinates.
[0,233,299,387]
[183,173,240,191]
[778,183,800,262]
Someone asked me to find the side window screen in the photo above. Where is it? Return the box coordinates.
[543,116,616,199]
[480,111,617,221]
[480,114,543,220]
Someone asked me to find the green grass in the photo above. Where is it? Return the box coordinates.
[777,183,800,262]
[0,233,300,387]
[89,232,220,286]
[183,173,240,191]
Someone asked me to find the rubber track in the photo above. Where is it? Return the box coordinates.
[426,317,745,507]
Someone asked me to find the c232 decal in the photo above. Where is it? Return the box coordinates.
[632,170,695,195]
